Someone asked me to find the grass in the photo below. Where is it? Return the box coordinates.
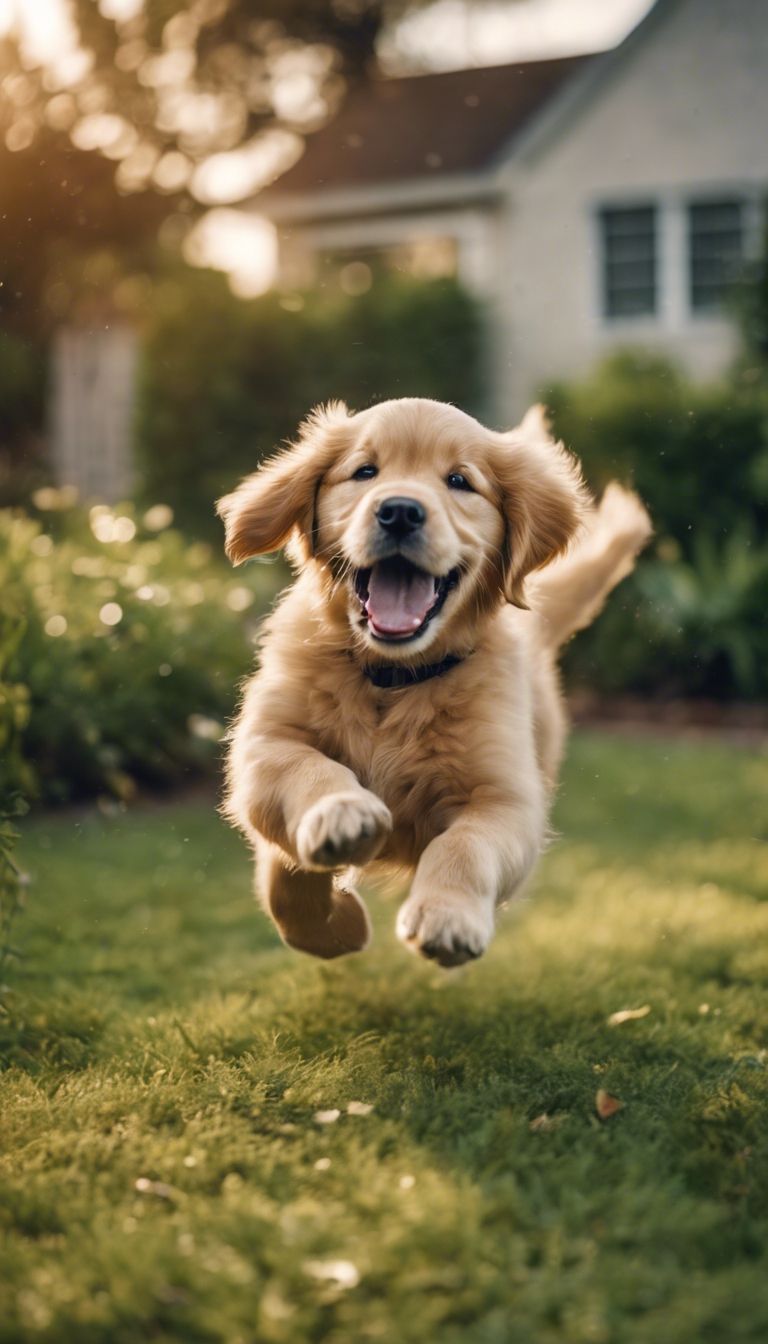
[3,731,768,1343]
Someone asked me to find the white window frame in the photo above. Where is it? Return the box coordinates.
[596,202,659,323]
[686,193,764,320]
[592,185,765,334]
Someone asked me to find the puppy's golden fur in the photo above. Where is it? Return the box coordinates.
[218,398,650,967]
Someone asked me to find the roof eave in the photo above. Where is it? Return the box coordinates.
[494,0,678,173]
[251,167,504,226]
[250,0,677,221]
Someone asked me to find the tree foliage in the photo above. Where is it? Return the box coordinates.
[0,129,188,336]
[2,1,426,201]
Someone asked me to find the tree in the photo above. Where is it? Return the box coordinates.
[1,1,427,202]
[0,0,426,499]
[0,127,189,335]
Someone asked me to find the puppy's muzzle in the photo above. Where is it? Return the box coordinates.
[376,496,426,539]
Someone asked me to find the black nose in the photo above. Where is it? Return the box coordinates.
[376,496,426,536]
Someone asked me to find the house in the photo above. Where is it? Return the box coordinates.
[252,0,768,425]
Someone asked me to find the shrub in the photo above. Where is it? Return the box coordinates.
[545,351,768,700]
[0,608,30,804]
[136,269,485,538]
[0,610,29,1005]
[0,500,280,803]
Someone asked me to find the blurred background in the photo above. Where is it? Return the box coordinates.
[1,0,767,813]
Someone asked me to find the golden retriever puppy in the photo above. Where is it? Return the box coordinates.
[218,398,650,968]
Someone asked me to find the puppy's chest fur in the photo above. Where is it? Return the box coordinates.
[307,657,494,863]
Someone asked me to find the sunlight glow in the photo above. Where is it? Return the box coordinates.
[382,0,655,70]
[192,131,302,206]
[99,0,143,20]
[6,0,79,67]
[0,0,658,302]
[71,112,133,153]
[184,209,278,298]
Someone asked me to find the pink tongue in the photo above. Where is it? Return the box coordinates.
[366,564,436,636]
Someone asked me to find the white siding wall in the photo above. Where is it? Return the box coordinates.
[494,0,768,422]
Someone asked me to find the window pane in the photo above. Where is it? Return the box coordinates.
[689,199,745,312]
[600,206,657,318]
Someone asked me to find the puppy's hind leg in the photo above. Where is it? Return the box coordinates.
[256,839,371,960]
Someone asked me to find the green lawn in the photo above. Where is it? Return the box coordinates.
[3,732,768,1343]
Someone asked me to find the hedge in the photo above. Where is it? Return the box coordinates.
[136,269,485,539]
[0,500,281,804]
[545,351,768,700]
[0,604,29,1003]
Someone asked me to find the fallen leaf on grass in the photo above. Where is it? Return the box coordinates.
[134,1177,179,1201]
[607,1005,651,1027]
[314,1109,341,1125]
[596,1089,624,1120]
[529,1113,563,1133]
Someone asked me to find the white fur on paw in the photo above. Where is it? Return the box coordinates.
[396,893,494,968]
[296,791,392,871]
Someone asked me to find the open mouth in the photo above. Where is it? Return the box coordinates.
[354,557,461,642]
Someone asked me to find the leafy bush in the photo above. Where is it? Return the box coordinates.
[545,352,768,700]
[0,610,29,1006]
[0,499,280,803]
[0,794,26,1011]
[136,268,485,538]
[0,609,30,804]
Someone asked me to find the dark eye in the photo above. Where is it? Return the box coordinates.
[352,463,378,481]
[446,471,474,492]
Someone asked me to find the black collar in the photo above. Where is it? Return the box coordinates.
[361,652,466,690]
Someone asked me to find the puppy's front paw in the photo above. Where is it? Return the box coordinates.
[296,791,392,871]
[396,892,494,968]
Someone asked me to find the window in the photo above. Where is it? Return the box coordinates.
[688,199,745,313]
[600,205,657,319]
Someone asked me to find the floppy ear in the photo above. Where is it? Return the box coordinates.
[216,402,351,565]
[492,404,590,608]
